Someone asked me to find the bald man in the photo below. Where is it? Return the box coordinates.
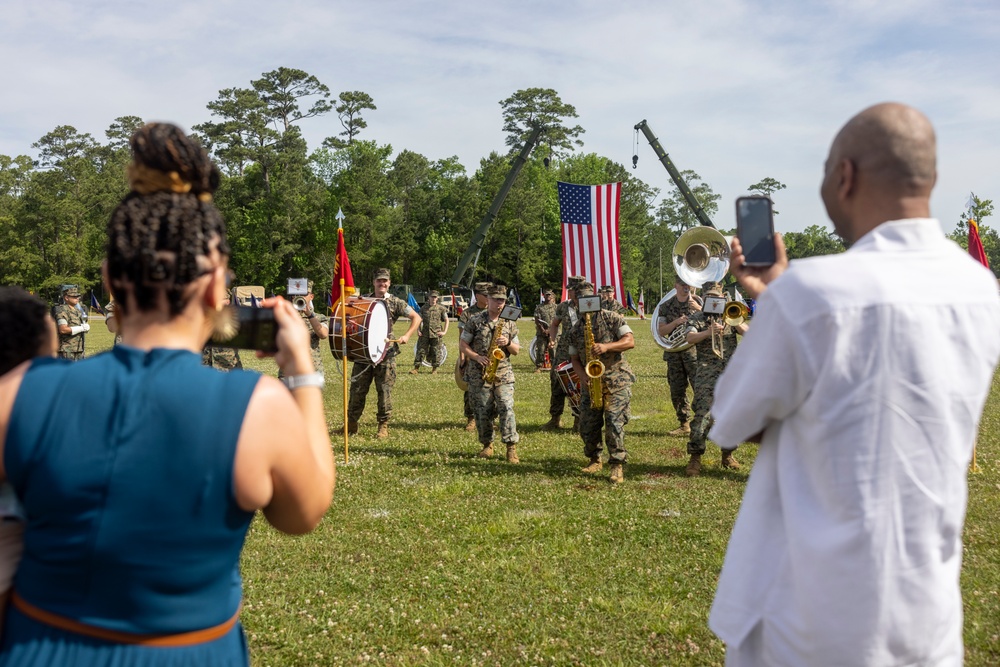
[707,103,1000,665]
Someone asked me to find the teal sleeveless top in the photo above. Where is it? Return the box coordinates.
[5,346,259,634]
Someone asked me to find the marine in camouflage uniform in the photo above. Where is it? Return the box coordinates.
[348,268,421,438]
[656,282,700,434]
[413,291,448,373]
[104,300,123,346]
[542,276,586,429]
[599,286,628,315]
[567,282,635,483]
[683,281,749,476]
[458,283,491,428]
[278,308,329,380]
[460,285,520,462]
[53,287,88,361]
[531,289,557,372]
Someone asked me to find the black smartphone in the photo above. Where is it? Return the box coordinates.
[217,306,279,352]
[735,196,777,267]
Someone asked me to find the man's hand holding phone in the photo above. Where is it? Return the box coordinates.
[730,234,789,300]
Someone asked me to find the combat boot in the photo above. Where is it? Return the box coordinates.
[540,416,561,431]
[581,457,603,474]
[668,422,691,437]
[506,445,520,464]
[572,416,580,434]
[477,443,494,458]
[685,454,702,477]
[721,449,741,470]
[465,417,477,432]
[609,463,624,484]
[431,367,439,375]
[347,421,359,435]
[376,422,389,439]
[409,368,419,375]
[533,367,542,374]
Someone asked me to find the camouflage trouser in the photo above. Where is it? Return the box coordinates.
[665,351,697,425]
[203,347,243,372]
[414,336,443,368]
[469,380,518,446]
[549,363,571,418]
[348,357,396,424]
[579,386,630,464]
[687,361,721,455]
[463,389,475,419]
[58,350,84,361]
[532,334,551,368]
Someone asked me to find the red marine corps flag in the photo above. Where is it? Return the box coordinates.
[966,193,990,269]
[557,182,624,303]
[331,213,355,306]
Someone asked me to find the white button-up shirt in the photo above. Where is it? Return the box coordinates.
[709,219,1000,666]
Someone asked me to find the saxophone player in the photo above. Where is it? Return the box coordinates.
[567,282,636,484]
[458,285,521,462]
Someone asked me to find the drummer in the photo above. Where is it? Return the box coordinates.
[346,268,421,439]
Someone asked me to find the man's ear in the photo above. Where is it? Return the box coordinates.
[837,158,856,201]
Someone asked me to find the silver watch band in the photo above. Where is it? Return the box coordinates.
[282,371,325,390]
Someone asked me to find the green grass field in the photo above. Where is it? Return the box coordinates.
[82,319,1000,666]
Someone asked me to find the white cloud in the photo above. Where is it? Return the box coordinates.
[0,0,997,234]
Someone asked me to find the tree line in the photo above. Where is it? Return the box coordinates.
[1,68,993,312]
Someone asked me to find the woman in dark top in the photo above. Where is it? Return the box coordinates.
[0,123,335,666]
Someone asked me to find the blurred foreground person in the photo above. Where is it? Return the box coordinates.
[0,287,58,628]
[708,103,1000,665]
[0,123,334,666]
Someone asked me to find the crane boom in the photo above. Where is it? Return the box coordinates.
[451,126,544,286]
[634,119,715,228]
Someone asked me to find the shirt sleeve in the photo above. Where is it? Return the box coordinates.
[710,290,817,448]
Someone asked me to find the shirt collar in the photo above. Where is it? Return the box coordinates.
[850,218,943,253]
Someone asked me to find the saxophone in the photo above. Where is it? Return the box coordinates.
[583,313,605,409]
[482,318,507,383]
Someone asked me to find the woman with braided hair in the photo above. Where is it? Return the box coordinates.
[0,123,335,666]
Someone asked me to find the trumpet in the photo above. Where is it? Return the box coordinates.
[711,300,749,359]
[292,296,309,311]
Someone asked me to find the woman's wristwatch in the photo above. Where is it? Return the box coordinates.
[282,372,325,391]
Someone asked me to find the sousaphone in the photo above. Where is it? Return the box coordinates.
[651,226,731,352]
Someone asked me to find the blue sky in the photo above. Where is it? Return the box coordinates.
[1,0,997,234]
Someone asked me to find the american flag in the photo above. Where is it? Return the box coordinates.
[557,181,624,304]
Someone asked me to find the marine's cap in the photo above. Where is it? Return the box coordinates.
[307,280,314,293]
[543,289,555,297]
[428,290,440,298]
[575,281,595,296]
[567,275,587,288]
[473,282,493,295]
[487,285,508,299]
[599,285,613,294]
[701,281,723,296]
[62,286,80,297]
[373,268,391,280]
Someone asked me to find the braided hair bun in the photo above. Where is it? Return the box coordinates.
[106,123,229,317]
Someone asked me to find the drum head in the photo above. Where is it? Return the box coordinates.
[417,342,448,367]
[528,336,539,363]
[366,300,390,363]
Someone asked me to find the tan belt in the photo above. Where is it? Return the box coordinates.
[11,591,240,647]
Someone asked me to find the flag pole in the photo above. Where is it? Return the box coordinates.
[340,278,349,464]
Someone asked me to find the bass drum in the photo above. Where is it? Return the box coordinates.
[650,289,694,353]
[454,357,468,392]
[415,341,448,367]
[329,297,391,364]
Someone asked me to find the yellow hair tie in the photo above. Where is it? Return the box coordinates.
[127,162,193,196]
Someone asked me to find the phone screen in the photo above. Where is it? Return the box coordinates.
[736,197,776,266]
